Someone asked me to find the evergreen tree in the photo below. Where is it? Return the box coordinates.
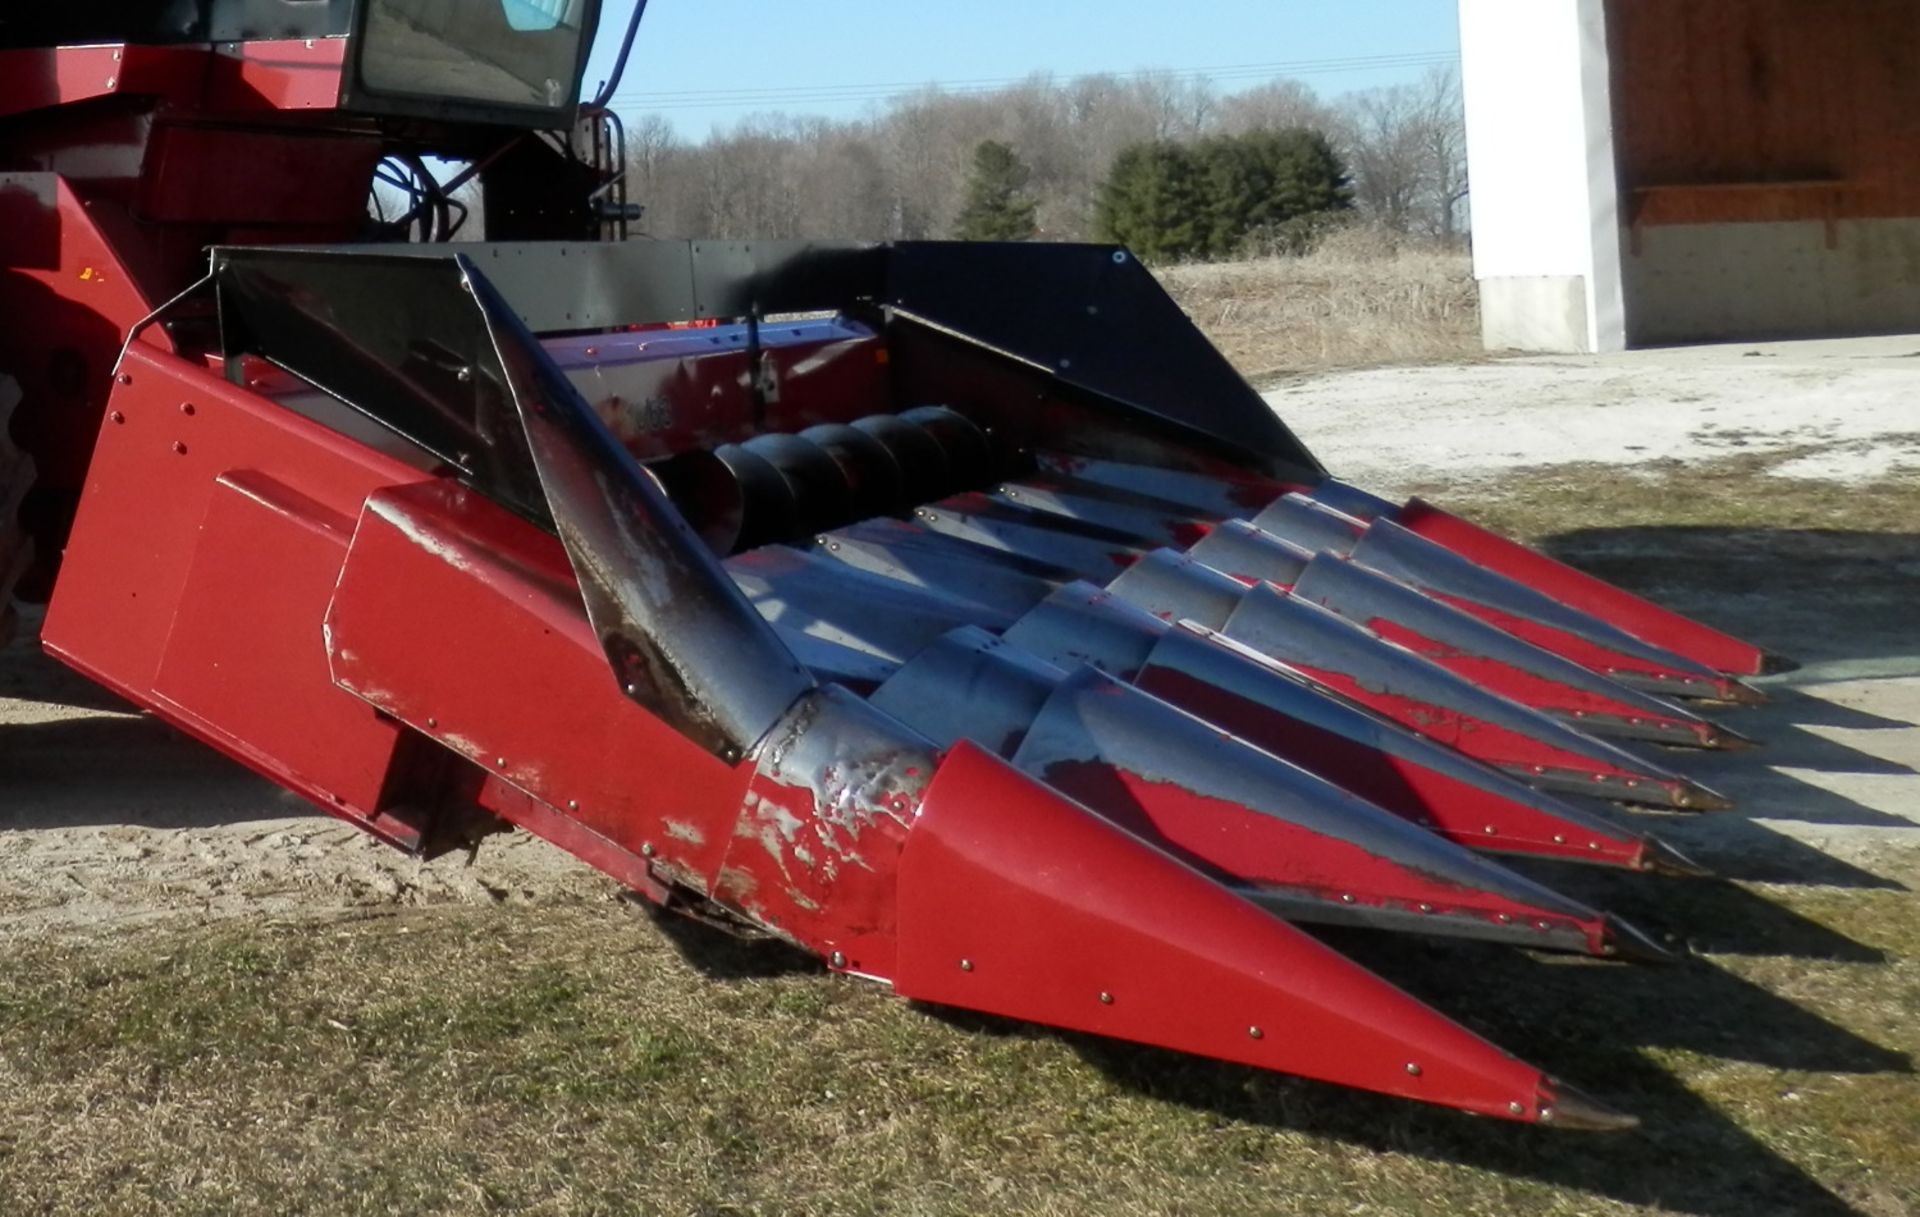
[1096,128,1351,262]
[952,141,1039,241]
[1198,128,1351,256]
[1092,142,1210,262]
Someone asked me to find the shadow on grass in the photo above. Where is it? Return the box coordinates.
[1512,864,1897,961]
[1535,525,1919,673]
[913,923,1905,1217]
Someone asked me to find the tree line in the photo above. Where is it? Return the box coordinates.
[621,66,1467,257]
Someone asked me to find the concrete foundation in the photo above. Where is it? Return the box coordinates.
[1625,219,1920,345]
[1478,276,1592,352]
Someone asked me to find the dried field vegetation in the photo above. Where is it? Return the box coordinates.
[1157,226,1482,380]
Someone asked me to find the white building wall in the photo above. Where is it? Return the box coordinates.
[1458,0,1626,352]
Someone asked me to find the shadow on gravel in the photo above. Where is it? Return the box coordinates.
[1537,525,1920,673]
[0,713,297,831]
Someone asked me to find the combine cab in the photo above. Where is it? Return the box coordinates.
[3,1,1791,1130]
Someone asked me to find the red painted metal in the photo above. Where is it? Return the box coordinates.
[324,479,749,893]
[1414,585,1762,704]
[0,176,173,493]
[1358,614,1724,747]
[1131,636,1670,869]
[895,742,1581,1125]
[40,346,434,847]
[1392,497,1778,678]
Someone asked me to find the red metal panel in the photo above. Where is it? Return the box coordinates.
[0,47,205,119]
[136,125,379,225]
[894,742,1570,1124]
[42,345,427,694]
[0,175,172,491]
[323,479,750,899]
[1393,498,1776,677]
[544,323,892,461]
[148,470,405,820]
[204,39,348,112]
[1131,658,1662,869]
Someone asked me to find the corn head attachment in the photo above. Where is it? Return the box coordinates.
[44,239,1786,1131]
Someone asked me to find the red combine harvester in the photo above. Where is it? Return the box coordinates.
[2,1,1794,1130]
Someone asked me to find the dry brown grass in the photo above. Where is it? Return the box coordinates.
[1158,226,1481,381]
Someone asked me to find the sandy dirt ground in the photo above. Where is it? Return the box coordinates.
[3,335,1916,938]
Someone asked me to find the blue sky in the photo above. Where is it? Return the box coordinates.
[583,1,1462,137]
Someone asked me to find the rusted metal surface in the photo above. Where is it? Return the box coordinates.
[724,686,939,977]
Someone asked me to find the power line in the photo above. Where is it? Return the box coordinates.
[606,51,1458,113]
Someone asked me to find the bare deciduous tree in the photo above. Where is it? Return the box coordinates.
[623,65,1467,247]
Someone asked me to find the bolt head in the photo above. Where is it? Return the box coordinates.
[830,951,846,968]
[641,843,656,857]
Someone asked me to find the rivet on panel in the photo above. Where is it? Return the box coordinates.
[1508,1101,1526,1116]
[171,441,187,455]
[426,716,438,728]
[642,843,656,858]
[179,402,195,416]
[1406,1062,1422,1077]
[108,411,124,424]
[830,951,846,968]
[1339,893,1355,904]
[959,958,974,972]
[1248,1026,1264,1040]
[494,757,506,768]
[1098,991,1113,1005]
[567,800,580,811]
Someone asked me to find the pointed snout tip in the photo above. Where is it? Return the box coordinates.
[1602,915,1687,965]
[1758,650,1801,677]
[1673,781,1736,813]
[1640,836,1716,879]
[1542,1083,1642,1132]
[1702,722,1762,752]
